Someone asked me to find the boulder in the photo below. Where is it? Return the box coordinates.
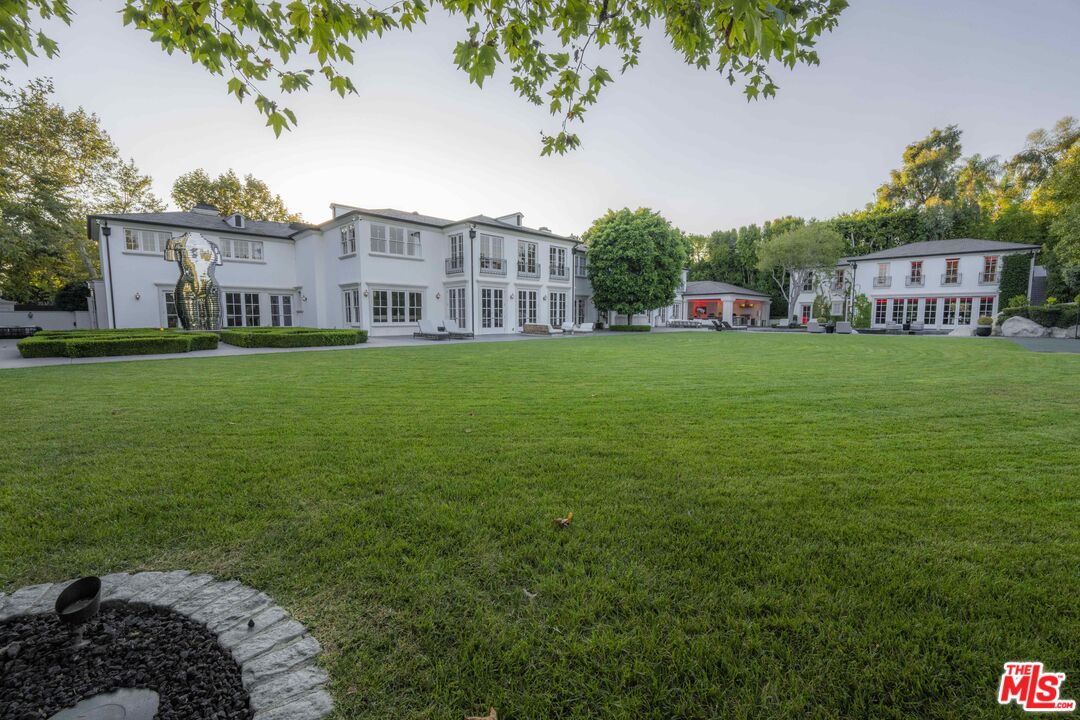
[948,327,974,337]
[1049,325,1079,339]
[1000,316,1050,338]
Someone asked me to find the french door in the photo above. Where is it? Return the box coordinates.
[517,290,537,327]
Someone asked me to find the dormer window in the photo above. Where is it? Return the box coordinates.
[231,213,245,229]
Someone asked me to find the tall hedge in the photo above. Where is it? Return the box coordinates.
[998,253,1031,304]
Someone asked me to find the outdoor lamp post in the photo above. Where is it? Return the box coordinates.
[468,223,477,332]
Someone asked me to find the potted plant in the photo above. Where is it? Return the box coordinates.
[975,316,993,336]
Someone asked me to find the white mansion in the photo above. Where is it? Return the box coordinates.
[789,239,1040,329]
[85,203,778,334]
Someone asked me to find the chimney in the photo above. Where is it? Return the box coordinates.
[192,203,219,216]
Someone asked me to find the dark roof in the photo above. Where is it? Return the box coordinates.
[350,207,457,227]
[682,281,770,298]
[462,215,575,242]
[88,211,312,239]
[846,239,1040,262]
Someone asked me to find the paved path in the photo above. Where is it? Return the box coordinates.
[0,331,597,370]
[1006,337,1080,353]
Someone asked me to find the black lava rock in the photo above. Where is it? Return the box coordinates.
[0,605,252,719]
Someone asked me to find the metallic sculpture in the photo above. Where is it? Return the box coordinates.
[164,233,223,330]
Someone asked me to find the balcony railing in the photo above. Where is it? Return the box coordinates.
[446,257,465,274]
[517,263,540,279]
[549,265,570,280]
[905,275,924,287]
[941,273,962,285]
[479,256,507,276]
[978,271,999,284]
[872,276,892,288]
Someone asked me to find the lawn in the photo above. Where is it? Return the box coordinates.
[1,332,1078,719]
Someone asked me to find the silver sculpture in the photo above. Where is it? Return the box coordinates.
[164,232,223,330]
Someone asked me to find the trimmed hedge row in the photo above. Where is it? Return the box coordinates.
[218,327,368,348]
[999,302,1078,328]
[18,330,218,358]
[607,325,652,332]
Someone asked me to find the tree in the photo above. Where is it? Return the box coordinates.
[875,125,964,208]
[1,1,848,153]
[0,79,164,302]
[1004,116,1080,199]
[584,208,687,324]
[756,222,844,316]
[1040,144,1080,293]
[852,293,871,328]
[171,169,301,222]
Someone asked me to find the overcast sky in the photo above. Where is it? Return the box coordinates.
[7,0,1079,235]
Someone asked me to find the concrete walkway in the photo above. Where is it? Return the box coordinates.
[1006,336,1080,353]
[0,331,595,370]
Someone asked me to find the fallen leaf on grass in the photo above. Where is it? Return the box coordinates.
[553,511,573,529]
[523,588,537,600]
[466,709,497,720]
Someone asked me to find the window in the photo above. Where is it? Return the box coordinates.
[243,293,261,326]
[449,234,464,262]
[371,290,386,324]
[801,303,813,324]
[340,224,356,255]
[942,297,958,324]
[802,272,814,292]
[905,299,919,323]
[944,258,960,283]
[550,292,567,327]
[877,263,889,279]
[408,291,423,322]
[575,255,587,278]
[550,247,567,277]
[388,226,406,255]
[221,238,264,261]
[408,231,422,257]
[518,241,538,274]
[831,301,844,317]
[979,296,994,318]
[448,288,466,326]
[909,260,923,283]
[892,298,906,324]
[370,224,387,253]
[343,288,360,324]
[575,296,588,324]
[370,289,422,323]
[270,295,293,327]
[124,228,171,253]
[924,297,938,325]
[874,299,887,325]
[518,290,537,326]
[874,263,891,287]
[225,292,243,327]
[957,297,973,325]
[163,291,180,328]
[982,256,999,283]
[391,291,406,322]
[481,288,504,328]
[232,213,245,228]
[480,234,504,263]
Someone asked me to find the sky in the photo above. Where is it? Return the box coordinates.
[6,0,1079,236]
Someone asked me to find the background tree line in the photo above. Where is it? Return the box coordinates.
[0,80,302,304]
[689,118,1080,316]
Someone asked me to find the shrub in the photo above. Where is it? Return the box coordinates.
[607,325,652,332]
[1006,294,1029,309]
[998,253,1031,304]
[852,294,872,329]
[218,327,367,348]
[17,329,218,358]
[999,302,1078,329]
[1046,296,1058,305]
[977,316,993,326]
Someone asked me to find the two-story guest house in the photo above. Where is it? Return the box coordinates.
[86,203,595,336]
[789,239,1040,329]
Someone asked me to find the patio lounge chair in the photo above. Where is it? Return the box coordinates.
[909,321,924,334]
[443,318,474,339]
[807,320,826,334]
[710,319,723,331]
[414,319,450,341]
[885,321,902,334]
[836,321,852,334]
[576,323,595,333]
[561,321,576,335]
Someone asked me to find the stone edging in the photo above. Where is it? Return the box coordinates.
[0,571,332,720]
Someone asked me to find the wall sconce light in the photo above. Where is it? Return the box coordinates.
[542,294,548,301]
[436,292,441,300]
[301,295,307,302]
[509,293,515,300]
[363,289,369,297]
[134,292,141,301]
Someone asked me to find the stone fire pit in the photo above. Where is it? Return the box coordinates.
[0,571,331,720]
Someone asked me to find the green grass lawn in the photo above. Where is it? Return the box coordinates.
[2,333,1078,718]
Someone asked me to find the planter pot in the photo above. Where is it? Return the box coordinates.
[825,324,835,334]
[975,326,992,336]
